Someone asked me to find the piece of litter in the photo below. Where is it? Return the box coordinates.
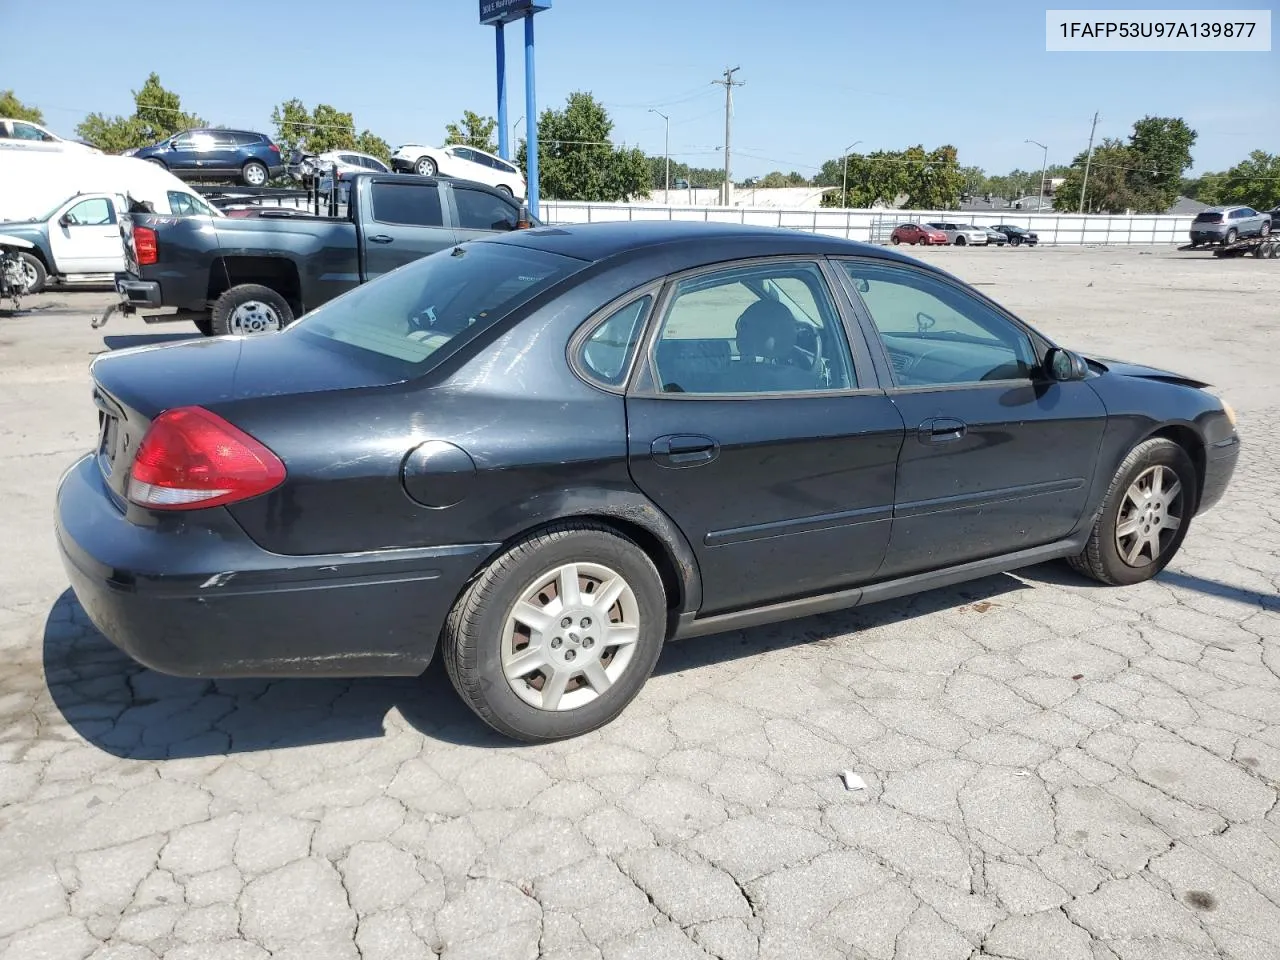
[1072,674,1084,681]
[841,771,868,791]
[1013,769,1031,778]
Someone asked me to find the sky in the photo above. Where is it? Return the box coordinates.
[5,0,1277,177]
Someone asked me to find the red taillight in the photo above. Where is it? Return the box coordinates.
[127,406,286,510]
[134,225,158,265]
[269,143,280,153]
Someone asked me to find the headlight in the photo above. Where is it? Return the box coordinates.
[1221,400,1237,428]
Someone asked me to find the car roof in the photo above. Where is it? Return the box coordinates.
[1202,205,1247,213]
[489,220,921,266]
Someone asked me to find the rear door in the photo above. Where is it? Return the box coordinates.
[48,196,124,273]
[625,257,904,615]
[835,257,1108,578]
[356,178,453,280]
[447,183,521,244]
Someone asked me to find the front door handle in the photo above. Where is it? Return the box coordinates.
[651,434,719,468]
[917,418,967,443]
[368,234,394,244]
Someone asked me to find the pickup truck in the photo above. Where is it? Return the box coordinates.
[106,173,535,336]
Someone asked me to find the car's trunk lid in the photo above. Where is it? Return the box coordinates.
[89,331,411,503]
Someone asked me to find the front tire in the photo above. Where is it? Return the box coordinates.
[210,284,294,336]
[954,236,966,246]
[1068,438,1197,586]
[496,184,514,197]
[415,156,437,177]
[17,253,46,294]
[242,161,269,187]
[442,522,667,742]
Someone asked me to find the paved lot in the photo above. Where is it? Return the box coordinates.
[1,246,1278,960]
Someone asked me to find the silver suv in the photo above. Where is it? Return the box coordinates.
[1189,206,1272,246]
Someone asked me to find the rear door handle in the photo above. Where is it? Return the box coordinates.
[368,234,394,244]
[651,434,719,468]
[918,417,967,443]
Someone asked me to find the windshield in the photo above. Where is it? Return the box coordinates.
[292,240,583,372]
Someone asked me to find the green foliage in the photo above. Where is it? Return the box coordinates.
[1189,151,1280,210]
[820,145,964,209]
[0,90,43,124]
[445,111,498,153]
[270,99,389,162]
[1053,138,1140,213]
[75,73,206,153]
[959,165,987,196]
[646,156,724,190]
[516,92,650,202]
[1054,116,1197,214]
[754,170,807,188]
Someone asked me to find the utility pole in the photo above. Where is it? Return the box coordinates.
[649,108,670,203]
[713,66,743,206]
[1026,139,1047,212]
[841,140,863,208]
[1078,111,1099,215]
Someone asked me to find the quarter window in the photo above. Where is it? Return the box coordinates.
[839,260,1036,387]
[577,296,652,387]
[650,261,856,395]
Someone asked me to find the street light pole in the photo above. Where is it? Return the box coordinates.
[841,140,863,208]
[1026,139,1047,212]
[649,108,669,203]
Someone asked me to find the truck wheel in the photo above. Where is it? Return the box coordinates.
[415,156,437,177]
[210,284,294,336]
[17,253,46,294]
[242,161,269,187]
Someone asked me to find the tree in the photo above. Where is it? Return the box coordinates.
[959,165,988,197]
[445,111,498,153]
[1054,138,1142,213]
[761,171,787,188]
[270,99,389,162]
[1194,151,1280,210]
[0,91,43,124]
[76,73,205,153]
[1127,116,1197,212]
[819,145,963,209]
[516,92,650,202]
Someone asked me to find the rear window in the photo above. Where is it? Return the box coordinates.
[1194,212,1223,223]
[292,242,581,370]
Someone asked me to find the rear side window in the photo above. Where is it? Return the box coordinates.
[576,296,652,388]
[293,242,580,371]
[370,182,444,227]
[166,191,216,217]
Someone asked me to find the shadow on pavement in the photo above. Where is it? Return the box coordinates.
[45,572,1030,759]
[1023,562,1278,612]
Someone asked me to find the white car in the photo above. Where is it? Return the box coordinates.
[391,143,526,198]
[925,221,990,246]
[291,149,389,183]
[0,119,100,154]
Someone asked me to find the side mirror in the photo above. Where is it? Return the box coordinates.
[853,277,870,294]
[1045,347,1088,381]
[57,214,71,228]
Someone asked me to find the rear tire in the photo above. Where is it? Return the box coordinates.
[1010,236,1022,246]
[954,236,966,246]
[442,522,667,742]
[496,184,514,197]
[1068,438,1197,586]
[1261,221,1272,237]
[1224,228,1238,245]
[210,284,294,336]
[17,253,46,294]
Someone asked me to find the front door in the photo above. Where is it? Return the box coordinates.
[358,179,453,280]
[447,183,521,244]
[834,258,1108,578]
[48,196,124,274]
[626,258,905,615]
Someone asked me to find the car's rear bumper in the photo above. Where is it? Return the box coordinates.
[55,454,498,678]
[390,158,418,173]
[115,276,162,308]
[1199,434,1240,514]
[1190,229,1226,243]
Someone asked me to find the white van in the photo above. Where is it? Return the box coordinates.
[0,152,220,292]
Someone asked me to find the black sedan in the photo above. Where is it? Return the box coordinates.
[56,222,1240,742]
[991,224,1039,246]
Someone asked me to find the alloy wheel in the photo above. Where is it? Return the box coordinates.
[18,260,38,292]
[1114,465,1184,567]
[501,561,641,712]
[227,300,282,334]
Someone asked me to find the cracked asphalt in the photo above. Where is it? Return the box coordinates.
[1,245,1278,960]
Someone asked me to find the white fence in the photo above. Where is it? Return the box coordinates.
[540,201,1195,247]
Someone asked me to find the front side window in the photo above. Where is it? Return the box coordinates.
[650,261,856,395]
[166,191,217,217]
[839,260,1036,387]
[370,181,444,227]
[577,296,652,388]
[64,197,115,226]
[453,187,518,231]
[293,242,580,371]
[12,122,51,141]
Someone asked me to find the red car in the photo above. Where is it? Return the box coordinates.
[890,223,948,245]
